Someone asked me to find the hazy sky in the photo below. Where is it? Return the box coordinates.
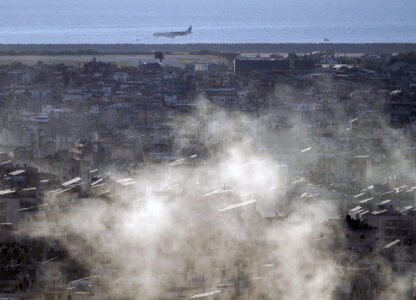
[2,0,415,26]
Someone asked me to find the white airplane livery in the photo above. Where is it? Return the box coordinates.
[153,26,192,38]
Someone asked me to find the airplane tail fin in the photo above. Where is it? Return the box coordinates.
[187,26,192,33]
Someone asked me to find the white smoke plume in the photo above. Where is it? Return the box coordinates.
[20,99,344,299]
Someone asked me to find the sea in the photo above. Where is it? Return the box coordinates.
[0,0,416,44]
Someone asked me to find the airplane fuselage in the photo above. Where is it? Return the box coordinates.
[154,26,192,39]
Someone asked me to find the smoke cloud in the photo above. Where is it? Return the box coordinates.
[19,98,357,299]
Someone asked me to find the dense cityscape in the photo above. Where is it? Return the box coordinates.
[0,49,416,299]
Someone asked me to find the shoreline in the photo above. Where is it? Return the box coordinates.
[1,43,416,54]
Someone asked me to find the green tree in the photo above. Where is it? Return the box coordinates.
[155,52,164,63]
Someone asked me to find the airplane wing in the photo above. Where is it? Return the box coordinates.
[154,31,174,37]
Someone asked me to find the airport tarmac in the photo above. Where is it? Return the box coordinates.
[0,54,227,68]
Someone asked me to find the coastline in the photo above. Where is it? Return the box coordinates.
[1,43,416,54]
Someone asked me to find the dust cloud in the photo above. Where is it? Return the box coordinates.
[21,99,346,299]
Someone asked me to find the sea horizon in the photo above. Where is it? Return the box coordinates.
[1,0,416,44]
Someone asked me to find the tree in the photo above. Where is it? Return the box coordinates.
[55,63,67,72]
[287,52,298,61]
[155,52,164,63]
[389,52,416,65]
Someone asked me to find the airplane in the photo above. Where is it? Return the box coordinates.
[153,26,192,39]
